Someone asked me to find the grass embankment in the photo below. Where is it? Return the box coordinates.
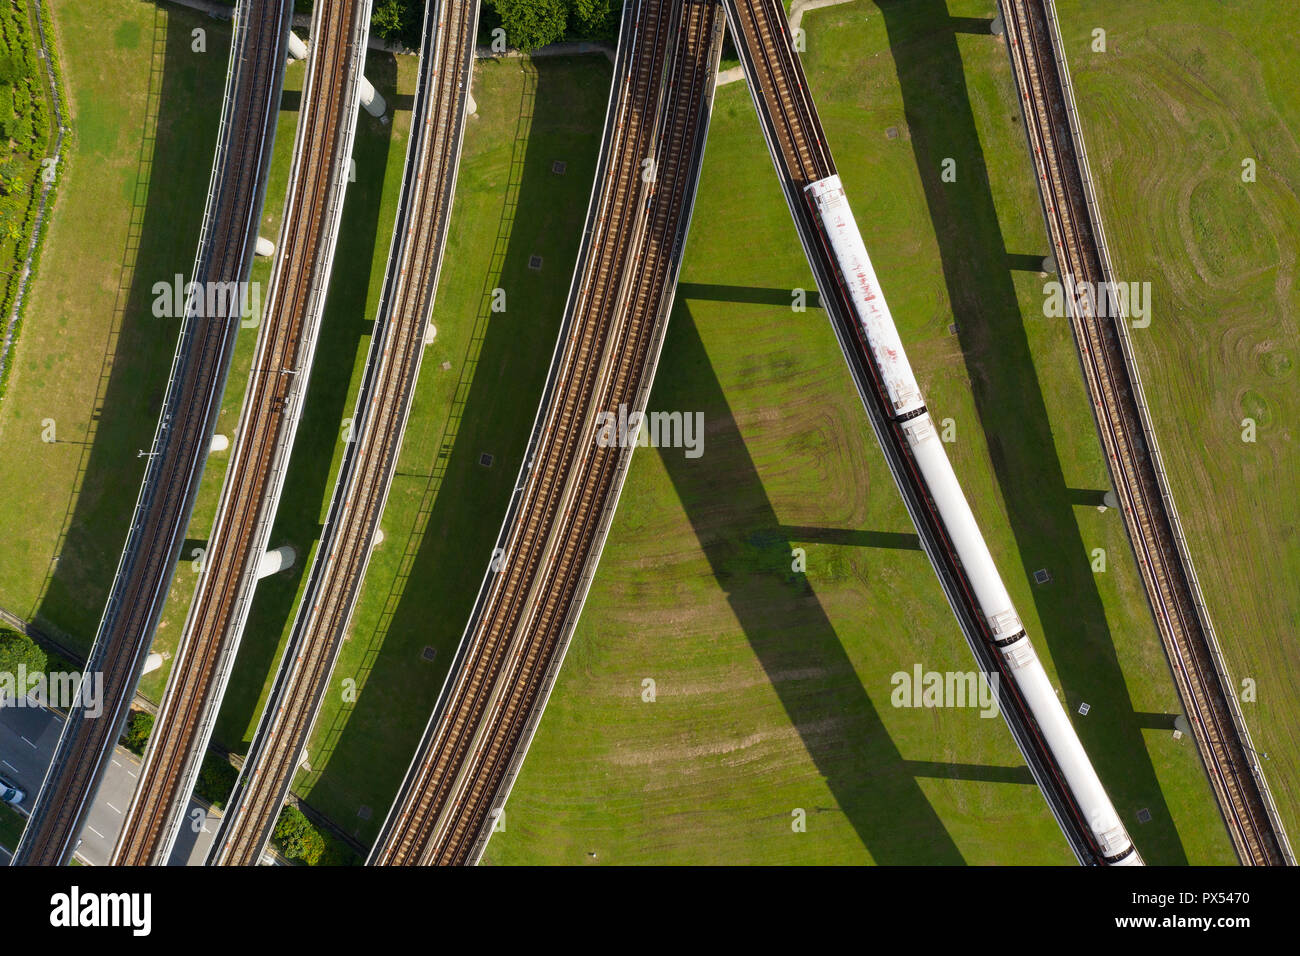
[0,0,226,653]
[484,0,1231,865]
[1059,0,1300,842]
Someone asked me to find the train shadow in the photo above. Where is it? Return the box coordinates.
[301,56,614,842]
[31,7,230,648]
[870,0,1187,861]
[211,49,403,747]
[654,303,965,864]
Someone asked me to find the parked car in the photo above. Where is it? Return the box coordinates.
[0,775,24,805]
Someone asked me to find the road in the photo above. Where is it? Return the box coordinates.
[0,701,218,865]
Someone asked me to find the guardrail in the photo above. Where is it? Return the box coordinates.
[1041,0,1294,864]
[464,5,727,865]
[722,0,1102,863]
[209,0,477,865]
[366,0,644,863]
[149,0,376,865]
[10,1,294,866]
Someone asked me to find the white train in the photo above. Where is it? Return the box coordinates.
[805,174,1141,866]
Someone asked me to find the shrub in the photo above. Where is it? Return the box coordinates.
[0,627,47,684]
[272,805,325,865]
[195,753,238,810]
[122,710,153,755]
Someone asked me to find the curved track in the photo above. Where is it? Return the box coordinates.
[368,0,725,866]
[10,0,293,867]
[111,0,372,866]
[1001,0,1292,866]
[208,0,481,867]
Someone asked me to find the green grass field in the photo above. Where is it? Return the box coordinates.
[482,0,1232,865]
[0,0,1282,866]
[0,0,226,652]
[1058,0,1300,846]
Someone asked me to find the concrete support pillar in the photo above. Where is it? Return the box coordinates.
[1041,254,1056,274]
[287,31,308,62]
[466,90,477,117]
[359,74,387,118]
[142,652,164,675]
[991,14,1004,36]
[257,544,297,579]
[1102,490,1118,510]
[425,323,437,345]
[255,236,275,257]
[210,434,230,453]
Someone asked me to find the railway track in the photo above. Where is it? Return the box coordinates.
[1000,0,1292,865]
[207,0,481,867]
[110,0,372,866]
[10,0,293,867]
[722,0,1115,862]
[368,0,725,865]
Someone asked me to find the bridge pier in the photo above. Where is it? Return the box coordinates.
[255,236,275,257]
[287,31,308,63]
[210,433,230,453]
[360,75,387,118]
[257,545,297,579]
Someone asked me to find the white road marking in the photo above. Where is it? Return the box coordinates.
[106,802,122,814]
[1,759,16,771]
[87,826,105,839]
[20,736,36,748]
[112,758,122,767]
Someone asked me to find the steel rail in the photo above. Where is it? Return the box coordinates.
[9,0,293,867]
[111,0,374,866]
[207,0,481,866]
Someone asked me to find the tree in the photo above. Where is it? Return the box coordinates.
[273,805,325,865]
[568,0,618,39]
[0,628,47,692]
[371,0,406,38]
[489,0,568,53]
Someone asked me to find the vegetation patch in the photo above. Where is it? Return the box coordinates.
[1239,389,1271,428]
[0,0,65,402]
[0,800,25,851]
[121,709,153,755]
[0,624,46,676]
[271,805,359,866]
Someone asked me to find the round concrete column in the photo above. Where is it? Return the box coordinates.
[257,544,297,579]
[360,75,387,118]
